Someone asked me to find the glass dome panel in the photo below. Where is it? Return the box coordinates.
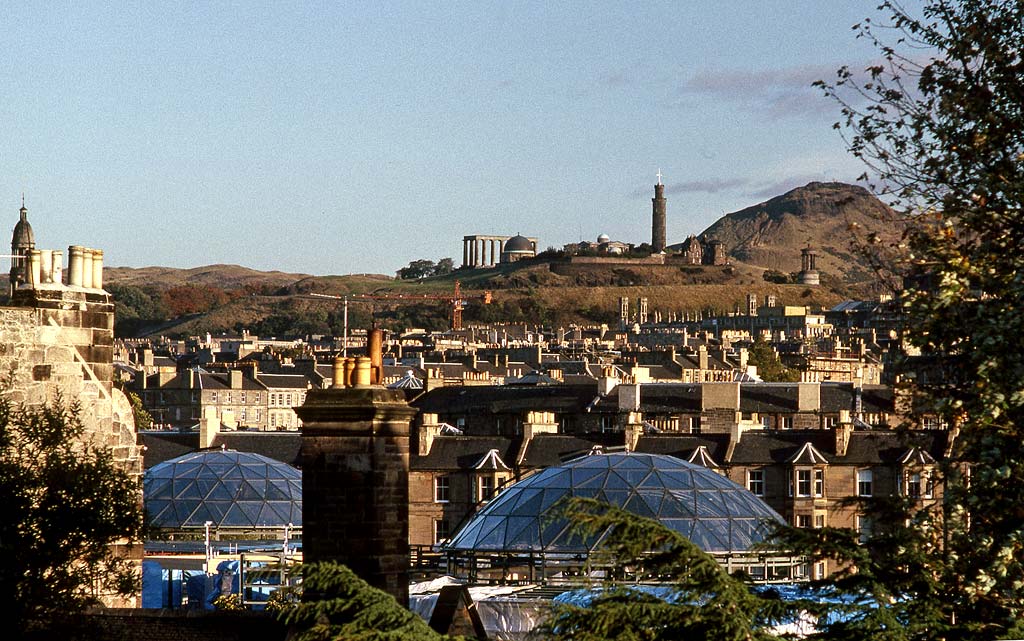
[144,450,302,529]
[446,452,783,554]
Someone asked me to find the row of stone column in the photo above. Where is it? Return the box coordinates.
[462,237,503,268]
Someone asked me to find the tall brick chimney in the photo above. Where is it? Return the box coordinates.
[295,355,417,605]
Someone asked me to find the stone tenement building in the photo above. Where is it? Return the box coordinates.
[3,203,144,605]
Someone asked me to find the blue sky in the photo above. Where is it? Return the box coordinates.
[0,2,889,276]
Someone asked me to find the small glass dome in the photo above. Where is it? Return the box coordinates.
[446,452,783,553]
[144,450,302,529]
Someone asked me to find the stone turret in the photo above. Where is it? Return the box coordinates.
[10,200,35,295]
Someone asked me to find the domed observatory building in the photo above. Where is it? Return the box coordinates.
[500,234,537,263]
[443,452,798,584]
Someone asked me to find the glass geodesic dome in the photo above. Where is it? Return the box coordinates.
[145,450,302,529]
[446,452,783,554]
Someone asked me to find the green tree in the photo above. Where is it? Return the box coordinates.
[277,561,458,641]
[432,257,454,276]
[0,396,144,634]
[746,336,800,382]
[781,1,1024,637]
[125,390,153,431]
[539,498,792,641]
[397,259,437,280]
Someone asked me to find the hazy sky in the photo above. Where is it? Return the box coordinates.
[0,2,892,276]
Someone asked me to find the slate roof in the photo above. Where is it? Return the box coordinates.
[138,430,303,469]
[140,431,199,468]
[730,430,837,465]
[210,432,303,467]
[518,433,622,468]
[632,433,732,463]
[411,436,518,472]
[842,430,947,465]
[740,384,799,413]
[412,385,598,415]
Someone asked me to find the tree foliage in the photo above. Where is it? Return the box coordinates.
[747,336,801,382]
[397,257,455,280]
[0,396,144,634]
[125,390,153,431]
[539,498,793,641]
[277,561,458,641]
[785,0,1024,637]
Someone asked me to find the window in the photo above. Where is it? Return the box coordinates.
[478,476,495,503]
[600,415,615,433]
[285,393,293,406]
[226,392,232,404]
[796,470,812,497]
[689,416,701,433]
[211,392,218,403]
[857,515,872,544]
[434,475,450,503]
[796,514,811,528]
[814,514,825,528]
[241,392,247,404]
[747,470,764,496]
[814,561,826,580]
[782,416,794,429]
[857,469,873,497]
[761,415,771,430]
[814,469,824,497]
[907,472,922,498]
[434,519,450,544]
[825,415,838,428]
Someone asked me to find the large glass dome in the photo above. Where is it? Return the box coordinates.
[446,452,783,553]
[145,450,302,529]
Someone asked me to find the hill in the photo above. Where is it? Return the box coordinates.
[700,182,899,285]
[101,182,892,337]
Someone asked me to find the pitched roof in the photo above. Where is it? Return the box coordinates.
[518,434,622,469]
[688,445,719,469]
[473,448,512,471]
[788,442,830,465]
[631,433,732,463]
[139,431,199,468]
[411,436,518,472]
[412,384,597,415]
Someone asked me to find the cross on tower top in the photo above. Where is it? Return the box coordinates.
[656,169,663,185]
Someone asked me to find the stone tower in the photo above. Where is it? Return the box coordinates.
[10,199,35,295]
[799,246,820,286]
[651,175,666,253]
[296,354,417,605]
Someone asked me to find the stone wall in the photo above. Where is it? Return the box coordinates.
[0,290,142,475]
[35,609,286,641]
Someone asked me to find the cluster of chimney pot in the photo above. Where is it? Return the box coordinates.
[20,245,105,289]
[331,328,384,388]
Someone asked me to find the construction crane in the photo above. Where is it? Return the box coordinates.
[308,280,492,335]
